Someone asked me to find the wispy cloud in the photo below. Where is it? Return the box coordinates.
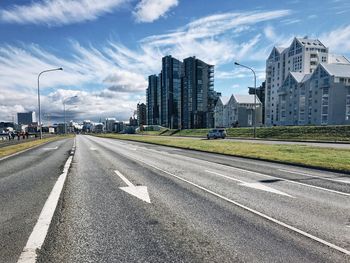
[320,25,350,53]
[133,0,178,23]
[141,10,291,64]
[0,9,292,122]
[0,0,128,26]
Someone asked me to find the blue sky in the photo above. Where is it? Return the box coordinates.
[1,0,350,123]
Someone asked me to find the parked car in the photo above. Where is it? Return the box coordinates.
[207,128,226,139]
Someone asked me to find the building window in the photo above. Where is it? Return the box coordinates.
[321,87,329,124]
[346,88,350,121]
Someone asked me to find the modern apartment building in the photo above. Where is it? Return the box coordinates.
[146,55,219,129]
[214,94,262,128]
[160,55,183,129]
[17,111,36,125]
[137,102,147,126]
[146,75,160,125]
[105,118,116,132]
[278,62,350,125]
[265,37,329,126]
[183,57,217,129]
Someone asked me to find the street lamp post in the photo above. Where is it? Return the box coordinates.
[234,62,257,138]
[37,68,63,139]
[63,96,78,134]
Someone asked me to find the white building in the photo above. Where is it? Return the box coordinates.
[278,62,350,126]
[265,37,329,126]
[215,94,262,128]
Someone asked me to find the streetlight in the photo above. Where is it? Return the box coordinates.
[37,68,63,139]
[234,62,257,138]
[63,96,78,134]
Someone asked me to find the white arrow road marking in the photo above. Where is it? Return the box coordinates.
[206,170,293,197]
[42,146,58,150]
[114,170,151,203]
[120,154,350,256]
[90,147,97,151]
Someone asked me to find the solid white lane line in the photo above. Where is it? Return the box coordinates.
[128,156,350,256]
[17,142,75,263]
[206,170,293,197]
[205,170,243,183]
[90,137,350,196]
[279,169,350,184]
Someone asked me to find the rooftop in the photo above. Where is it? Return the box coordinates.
[321,63,350,78]
[296,37,326,48]
[233,94,261,104]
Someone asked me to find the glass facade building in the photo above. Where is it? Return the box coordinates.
[147,55,219,129]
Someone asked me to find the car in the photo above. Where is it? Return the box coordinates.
[207,128,226,139]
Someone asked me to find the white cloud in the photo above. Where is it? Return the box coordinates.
[320,25,350,53]
[264,25,277,41]
[0,9,292,122]
[133,0,178,23]
[216,68,265,81]
[0,0,128,26]
[140,10,291,64]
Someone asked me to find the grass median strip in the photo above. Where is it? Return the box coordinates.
[0,135,73,159]
[96,134,350,172]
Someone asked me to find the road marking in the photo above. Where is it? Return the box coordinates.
[42,146,58,150]
[218,166,350,197]
[17,140,76,263]
[126,156,350,256]
[90,147,97,151]
[117,140,350,197]
[279,169,350,184]
[114,170,151,203]
[206,170,292,197]
[89,137,350,197]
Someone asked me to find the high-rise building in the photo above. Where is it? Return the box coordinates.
[183,57,218,128]
[105,118,116,132]
[161,55,183,129]
[146,75,160,125]
[17,111,36,125]
[265,37,329,126]
[137,103,147,126]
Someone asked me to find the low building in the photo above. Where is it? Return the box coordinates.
[129,117,138,126]
[114,122,124,133]
[94,123,104,133]
[82,120,93,133]
[215,94,262,127]
[278,62,350,125]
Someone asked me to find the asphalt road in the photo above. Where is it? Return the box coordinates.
[0,138,74,263]
[33,135,349,262]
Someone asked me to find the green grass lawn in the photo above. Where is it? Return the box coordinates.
[0,135,74,159]
[96,134,350,172]
[175,125,350,141]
